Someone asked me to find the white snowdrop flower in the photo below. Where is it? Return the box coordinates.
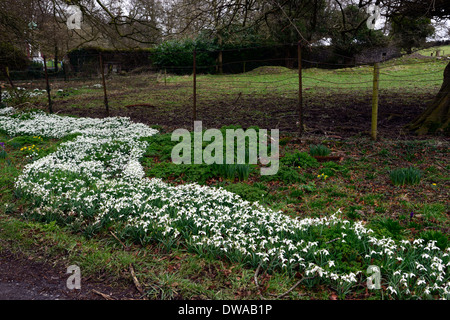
[417,279,426,286]
[0,107,15,115]
[387,286,397,295]
[318,249,329,256]
[330,273,339,281]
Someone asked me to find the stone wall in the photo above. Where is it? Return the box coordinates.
[355,46,401,64]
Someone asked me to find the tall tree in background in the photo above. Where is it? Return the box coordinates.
[390,15,434,54]
[0,0,37,77]
[329,4,389,58]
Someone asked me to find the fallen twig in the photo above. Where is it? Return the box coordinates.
[254,262,311,300]
[273,276,312,299]
[92,289,115,300]
[110,231,127,250]
[229,92,242,112]
[326,237,341,244]
[130,263,147,300]
[254,262,267,300]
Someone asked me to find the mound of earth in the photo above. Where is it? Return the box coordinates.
[407,52,437,59]
[245,66,294,75]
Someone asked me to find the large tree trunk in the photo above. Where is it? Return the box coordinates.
[406,61,450,135]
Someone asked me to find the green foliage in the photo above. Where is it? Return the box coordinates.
[1,88,36,107]
[419,230,449,250]
[235,164,250,181]
[210,163,252,181]
[260,166,306,184]
[0,148,6,159]
[389,167,422,186]
[329,5,389,57]
[421,203,446,222]
[282,151,319,168]
[6,135,44,148]
[391,16,435,53]
[146,162,215,184]
[224,183,267,202]
[152,37,218,74]
[319,161,348,177]
[346,205,363,220]
[298,181,317,193]
[289,188,304,198]
[279,137,291,146]
[143,133,176,161]
[0,42,29,71]
[211,163,235,180]
[370,217,405,240]
[309,144,331,157]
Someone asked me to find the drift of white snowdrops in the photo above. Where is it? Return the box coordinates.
[0,108,448,299]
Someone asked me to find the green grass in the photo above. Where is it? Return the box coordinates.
[416,45,450,56]
[309,144,331,157]
[0,212,273,300]
[389,167,422,186]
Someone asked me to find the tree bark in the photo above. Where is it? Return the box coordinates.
[406,61,450,135]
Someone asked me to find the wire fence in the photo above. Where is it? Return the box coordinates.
[1,44,448,139]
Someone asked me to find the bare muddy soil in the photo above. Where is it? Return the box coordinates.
[0,249,140,300]
[51,89,441,140]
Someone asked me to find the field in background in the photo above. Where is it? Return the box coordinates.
[417,45,450,57]
[4,53,449,137]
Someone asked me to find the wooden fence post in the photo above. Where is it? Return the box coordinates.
[99,53,110,117]
[63,61,68,82]
[193,49,197,121]
[298,41,303,135]
[43,55,53,114]
[5,67,15,89]
[371,63,380,141]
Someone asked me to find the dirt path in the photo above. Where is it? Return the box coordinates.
[0,249,141,300]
